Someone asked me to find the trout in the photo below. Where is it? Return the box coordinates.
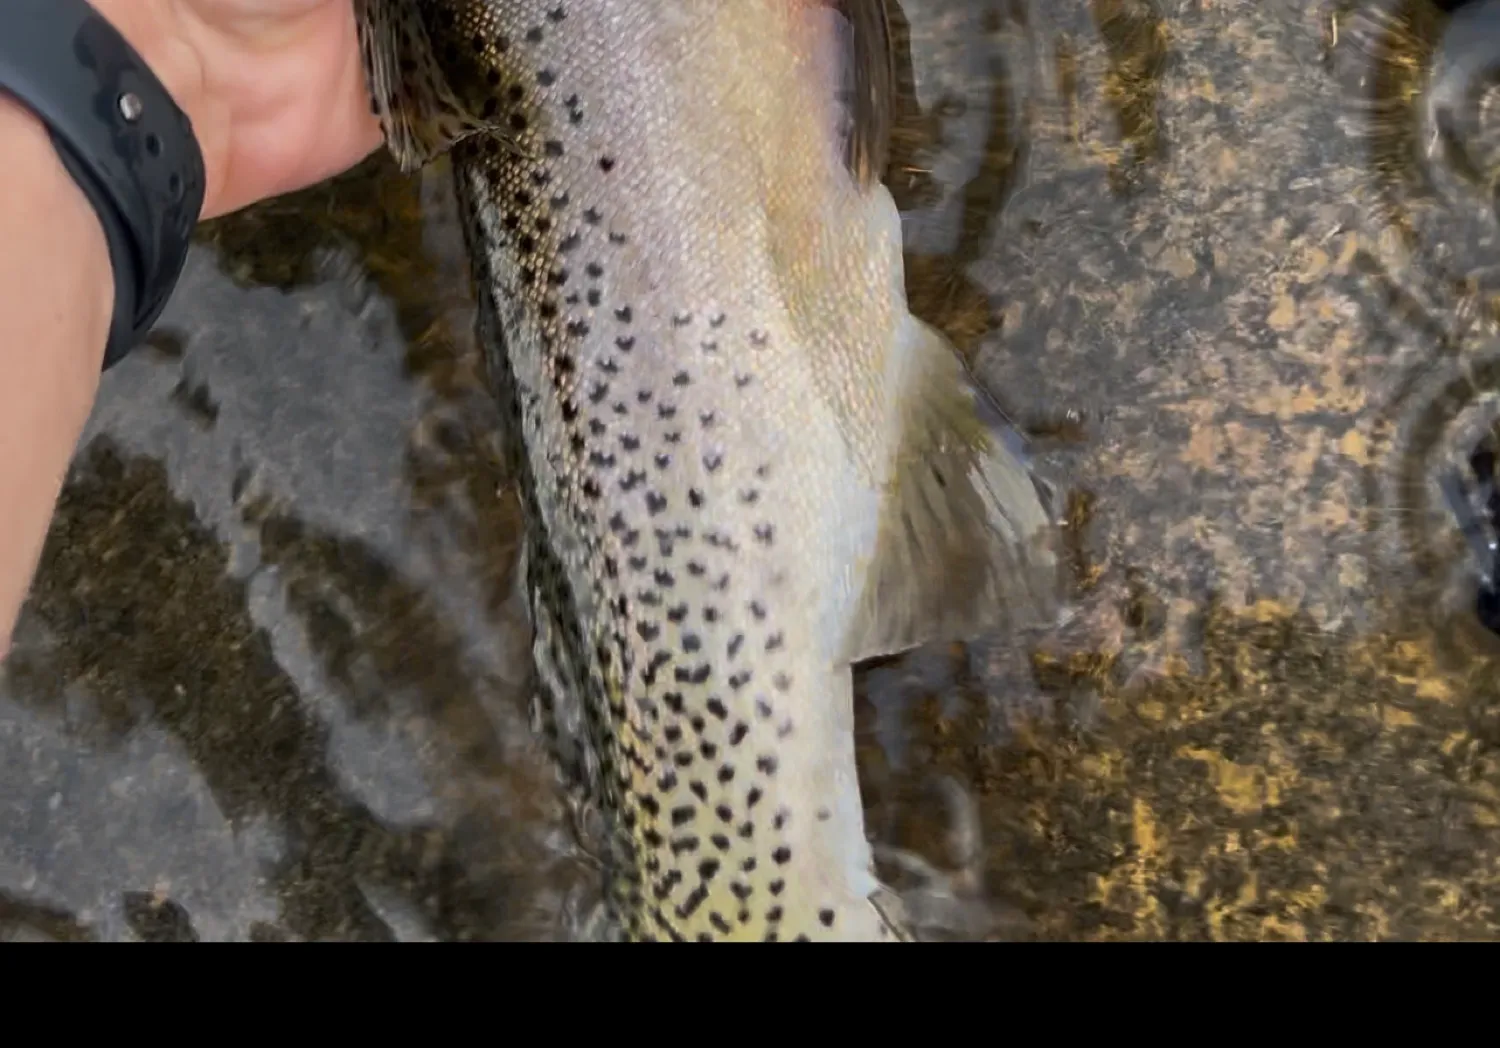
[354,0,1059,941]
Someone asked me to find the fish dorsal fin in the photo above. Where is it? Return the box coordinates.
[842,318,1061,665]
[355,0,512,172]
[826,0,897,189]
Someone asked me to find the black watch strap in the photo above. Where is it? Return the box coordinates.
[2,0,206,369]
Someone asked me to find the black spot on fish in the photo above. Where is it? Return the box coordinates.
[673,664,711,685]
[675,883,707,917]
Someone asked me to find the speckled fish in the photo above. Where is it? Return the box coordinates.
[354,0,1059,941]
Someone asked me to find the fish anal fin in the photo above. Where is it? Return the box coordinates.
[843,318,1060,665]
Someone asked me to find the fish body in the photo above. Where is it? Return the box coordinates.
[355,0,1058,941]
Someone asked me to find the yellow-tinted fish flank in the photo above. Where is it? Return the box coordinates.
[356,0,1058,941]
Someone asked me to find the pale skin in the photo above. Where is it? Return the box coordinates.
[0,0,383,658]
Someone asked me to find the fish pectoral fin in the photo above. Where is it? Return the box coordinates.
[355,0,515,172]
[819,0,897,189]
[842,318,1061,665]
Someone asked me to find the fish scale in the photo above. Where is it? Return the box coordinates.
[356,0,1059,941]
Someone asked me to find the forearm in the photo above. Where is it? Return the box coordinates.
[0,94,115,658]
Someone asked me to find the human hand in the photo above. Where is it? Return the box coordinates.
[90,0,383,220]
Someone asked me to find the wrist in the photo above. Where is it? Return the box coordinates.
[0,94,114,373]
[0,91,118,655]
